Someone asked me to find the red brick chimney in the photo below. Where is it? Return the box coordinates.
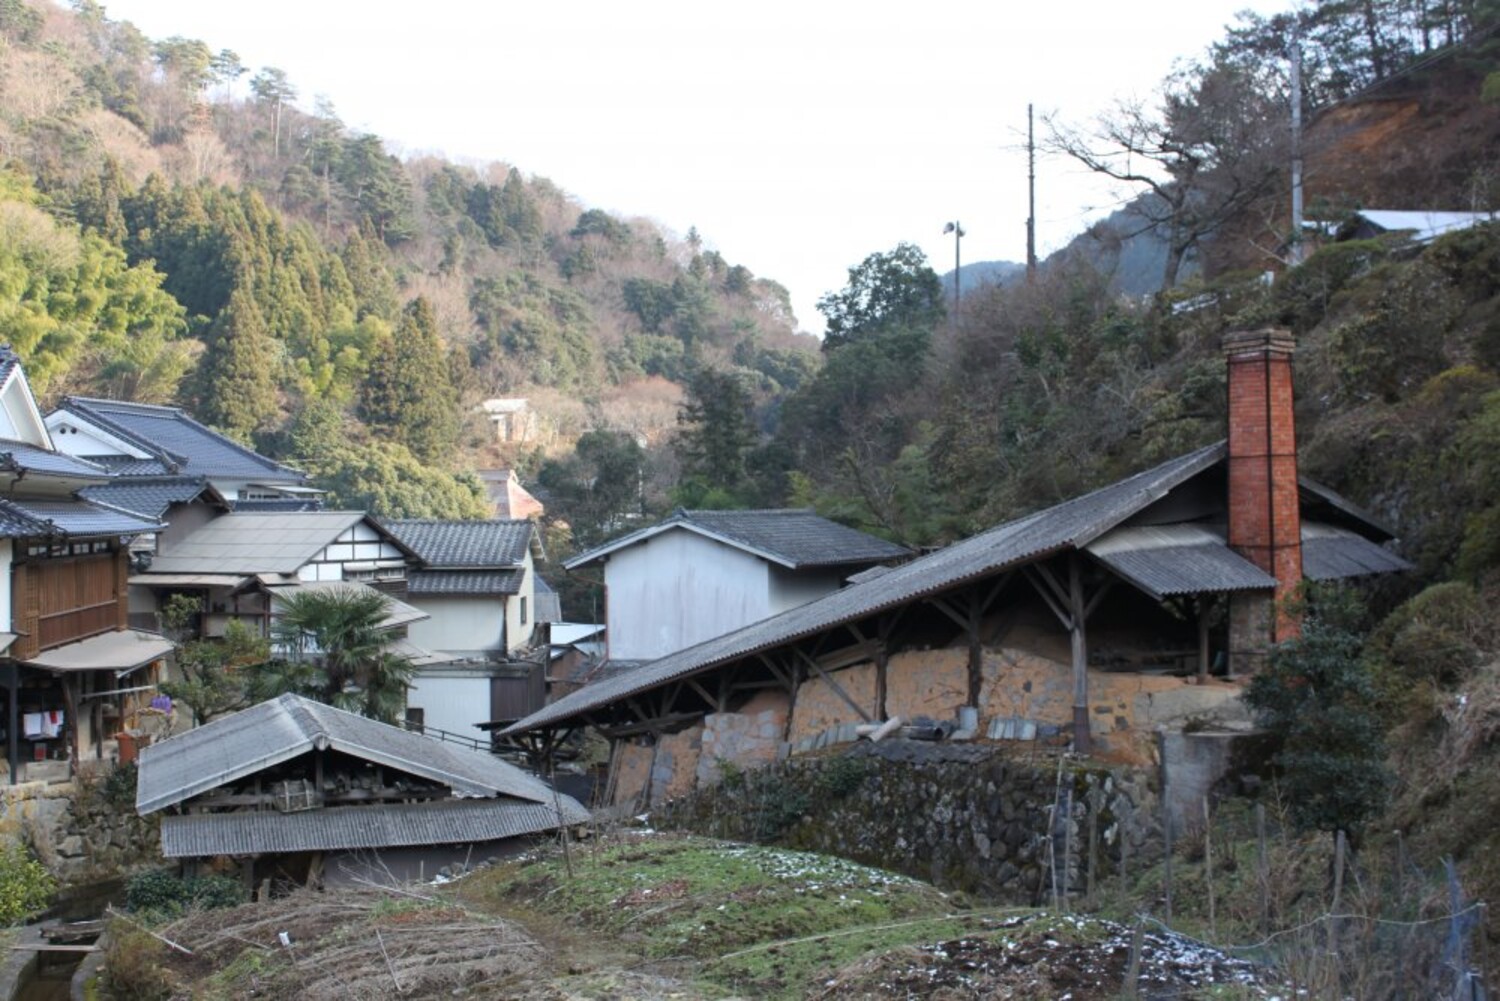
[1223,328,1302,670]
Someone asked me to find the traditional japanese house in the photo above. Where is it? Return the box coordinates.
[0,349,172,783]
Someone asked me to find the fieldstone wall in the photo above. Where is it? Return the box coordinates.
[0,766,160,882]
[657,740,1157,903]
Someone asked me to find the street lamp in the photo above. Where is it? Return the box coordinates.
[943,221,965,320]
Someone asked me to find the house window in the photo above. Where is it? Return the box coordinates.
[519,597,528,625]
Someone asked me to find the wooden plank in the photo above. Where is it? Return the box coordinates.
[12,943,99,953]
[928,596,969,631]
[685,677,717,708]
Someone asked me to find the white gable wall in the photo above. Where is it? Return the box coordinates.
[298,523,407,581]
[605,529,771,661]
[44,415,149,458]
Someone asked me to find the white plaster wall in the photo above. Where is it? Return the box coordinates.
[405,674,492,743]
[767,565,845,616]
[0,538,11,633]
[605,530,771,661]
[407,596,505,653]
[503,552,536,653]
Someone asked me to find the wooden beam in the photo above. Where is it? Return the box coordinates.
[875,642,889,721]
[1025,566,1073,630]
[595,711,703,739]
[686,677,717,709]
[1034,561,1072,608]
[1083,577,1115,621]
[757,654,794,693]
[792,648,873,723]
[928,596,970,631]
[816,639,881,672]
[1069,554,1092,756]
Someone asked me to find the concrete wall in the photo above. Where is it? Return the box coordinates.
[605,530,771,661]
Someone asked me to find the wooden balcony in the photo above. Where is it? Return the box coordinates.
[11,551,129,661]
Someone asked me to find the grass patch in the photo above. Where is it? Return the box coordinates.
[456,831,979,997]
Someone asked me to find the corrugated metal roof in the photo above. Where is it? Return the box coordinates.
[23,629,174,674]
[146,511,370,575]
[506,442,1228,736]
[1302,523,1413,579]
[381,520,533,568]
[138,693,565,815]
[1086,524,1278,599]
[566,508,911,570]
[159,797,588,857]
[1355,210,1494,243]
[407,570,524,596]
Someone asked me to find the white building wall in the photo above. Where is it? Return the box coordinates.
[767,565,845,616]
[407,596,505,654]
[0,539,11,634]
[405,673,492,744]
[605,530,771,661]
[503,552,536,654]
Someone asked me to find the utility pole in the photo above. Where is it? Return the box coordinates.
[1289,26,1305,266]
[943,221,965,324]
[1027,103,1038,282]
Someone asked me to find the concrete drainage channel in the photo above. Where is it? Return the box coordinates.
[1,922,103,1001]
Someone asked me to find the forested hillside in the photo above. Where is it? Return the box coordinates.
[0,0,815,522]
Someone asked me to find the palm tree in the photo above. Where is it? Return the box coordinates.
[251,587,415,723]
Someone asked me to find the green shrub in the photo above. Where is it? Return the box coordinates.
[1244,601,1392,839]
[125,868,246,919]
[1369,581,1487,706]
[0,836,55,924]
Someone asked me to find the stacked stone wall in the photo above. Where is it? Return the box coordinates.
[0,765,160,882]
[657,741,1156,903]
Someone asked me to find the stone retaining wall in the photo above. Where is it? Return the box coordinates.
[0,764,160,883]
[656,740,1157,902]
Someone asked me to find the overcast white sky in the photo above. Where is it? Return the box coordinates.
[98,0,1290,333]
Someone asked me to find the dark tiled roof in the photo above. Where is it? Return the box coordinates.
[56,397,308,482]
[565,508,911,570]
[0,440,110,479]
[408,569,525,596]
[85,455,173,476]
[381,520,533,568]
[0,346,19,388]
[79,476,215,520]
[509,443,1229,735]
[0,497,162,538]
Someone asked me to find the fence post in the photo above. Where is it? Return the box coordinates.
[1256,802,1269,933]
[1327,829,1346,1000]
[1204,796,1216,940]
[1124,916,1145,999]
[1157,730,1173,924]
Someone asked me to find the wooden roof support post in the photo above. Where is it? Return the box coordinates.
[1069,554,1092,756]
[793,648,872,724]
[967,589,983,709]
[1198,596,1212,682]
